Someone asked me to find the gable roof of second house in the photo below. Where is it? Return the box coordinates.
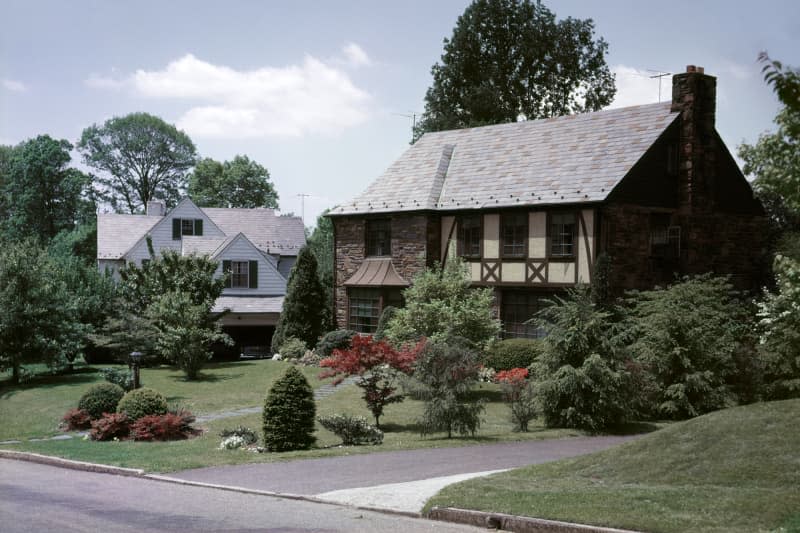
[330,102,680,216]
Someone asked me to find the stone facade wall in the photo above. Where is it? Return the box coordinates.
[333,213,433,329]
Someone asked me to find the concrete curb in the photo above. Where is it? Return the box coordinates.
[427,507,641,533]
[0,449,144,477]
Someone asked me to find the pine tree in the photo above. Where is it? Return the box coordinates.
[271,246,325,352]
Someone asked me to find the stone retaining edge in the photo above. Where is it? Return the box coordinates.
[427,507,641,533]
[0,449,145,477]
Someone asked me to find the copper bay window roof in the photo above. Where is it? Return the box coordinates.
[343,258,410,287]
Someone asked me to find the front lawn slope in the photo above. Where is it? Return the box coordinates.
[427,399,800,533]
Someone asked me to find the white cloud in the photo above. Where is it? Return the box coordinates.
[86,53,373,139]
[2,79,27,92]
[341,42,371,68]
[608,65,664,109]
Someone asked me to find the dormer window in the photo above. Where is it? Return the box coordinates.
[172,218,203,240]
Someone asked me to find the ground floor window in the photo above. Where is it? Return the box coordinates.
[500,290,552,339]
[347,287,404,334]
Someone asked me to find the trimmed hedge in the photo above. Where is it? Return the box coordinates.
[484,338,543,370]
[78,383,125,419]
[116,388,168,421]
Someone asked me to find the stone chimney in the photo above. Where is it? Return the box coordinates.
[146,200,166,217]
[671,65,717,213]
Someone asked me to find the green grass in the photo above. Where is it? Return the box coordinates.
[426,399,800,533]
[2,362,587,471]
[0,360,322,441]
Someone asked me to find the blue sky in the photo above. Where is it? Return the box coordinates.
[1,0,798,227]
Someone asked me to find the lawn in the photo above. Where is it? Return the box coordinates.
[1,360,585,472]
[426,398,800,533]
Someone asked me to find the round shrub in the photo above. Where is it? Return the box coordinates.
[116,387,168,421]
[315,329,355,357]
[318,414,384,445]
[485,338,543,370]
[278,337,307,360]
[263,367,316,451]
[78,382,125,419]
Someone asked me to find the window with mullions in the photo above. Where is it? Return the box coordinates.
[501,212,527,257]
[348,288,381,333]
[457,215,481,258]
[172,218,203,240]
[366,219,391,256]
[550,212,575,257]
[501,291,549,339]
[231,261,249,288]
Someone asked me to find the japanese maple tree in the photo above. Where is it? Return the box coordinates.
[320,335,423,428]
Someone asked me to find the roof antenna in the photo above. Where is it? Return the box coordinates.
[647,70,672,102]
[393,111,421,143]
[297,193,309,225]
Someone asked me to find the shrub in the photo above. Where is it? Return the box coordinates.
[271,247,326,352]
[318,414,384,445]
[374,306,397,340]
[534,288,636,431]
[78,383,125,419]
[485,339,543,370]
[294,350,322,367]
[315,329,355,357]
[627,275,754,418]
[101,367,135,391]
[61,408,92,431]
[262,367,316,451]
[320,335,422,427]
[117,387,168,421]
[278,337,307,360]
[495,368,536,432]
[219,425,259,445]
[220,435,248,450]
[412,337,485,438]
[89,412,130,441]
[130,413,197,441]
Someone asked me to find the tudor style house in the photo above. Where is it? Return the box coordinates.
[97,198,306,351]
[329,66,766,338]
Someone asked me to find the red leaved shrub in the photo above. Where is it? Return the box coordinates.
[61,408,92,431]
[130,412,198,441]
[90,412,130,441]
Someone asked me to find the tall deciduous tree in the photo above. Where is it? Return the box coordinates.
[271,246,326,352]
[414,0,615,140]
[188,155,279,208]
[1,135,95,242]
[78,112,197,213]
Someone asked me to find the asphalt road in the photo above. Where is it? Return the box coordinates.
[0,459,483,533]
[171,436,636,494]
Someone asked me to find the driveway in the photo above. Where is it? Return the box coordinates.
[171,435,637,512]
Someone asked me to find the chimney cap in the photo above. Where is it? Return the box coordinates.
[685,65,705,74]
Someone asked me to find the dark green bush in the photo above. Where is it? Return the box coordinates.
[78,382,125,419]
[485,338,543,370]
[315,329,355,357]
[116,387,168,421]
[278,337,306,360]
[262,367,316,451]
[374,306,397,340]
[101,367,135,391]
[318,414,384,445]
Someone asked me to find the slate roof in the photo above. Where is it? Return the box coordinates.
[181,235,232,257]
[330,102,679,216]
[212,296,284,314]
[203,208,306,255]
[97,214,160,259]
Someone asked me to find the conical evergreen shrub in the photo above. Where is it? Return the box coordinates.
[271,246,326,352]
[262,367,316,451]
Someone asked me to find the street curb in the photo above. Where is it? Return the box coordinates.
[427,507,641,533]
[0,449,144,477]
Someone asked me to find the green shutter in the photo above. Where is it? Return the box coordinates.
[223,260,232,288]
[172,218,181,240]
[249,260,258,289]
[195,219,203,236]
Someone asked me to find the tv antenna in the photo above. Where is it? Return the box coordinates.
[393,111,421,143]
[647,70,672,102]
[297,193,310,225]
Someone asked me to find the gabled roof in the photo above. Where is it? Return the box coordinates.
[181,235,233,257]
[97,214,160,259]
[203,208,305,255]
[330,102,680,216]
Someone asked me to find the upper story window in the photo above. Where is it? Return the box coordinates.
[549,212,575,258]
[366,219,391,256]
[501,212,527,258]
[458,215,482,258]
[172,218,203,240]
[223,260,258,289]
[650,213,681,259]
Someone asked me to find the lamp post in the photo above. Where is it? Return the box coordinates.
[130,352,143,389]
